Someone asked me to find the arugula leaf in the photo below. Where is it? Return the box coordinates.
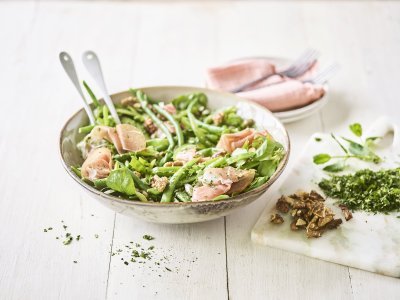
[258,160,277,177]
[106,168,136,196]
[349,123,362,137]
[313,154,331,164]
[323,161,346,173]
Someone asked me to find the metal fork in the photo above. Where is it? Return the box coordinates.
[230,48,319,93]
[304,62,340,85]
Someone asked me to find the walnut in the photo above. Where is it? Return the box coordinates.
[270,213,284,224]
[121,96,138,106]
[295,218,307,227]
[144,118,157,134]
[212,112,224,125]
[151,175,169,193]
[339,204,353,221]
[163,161,184,167]
[273,190,343,238]
[276,196,291,213]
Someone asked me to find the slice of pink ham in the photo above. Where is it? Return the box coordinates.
[229,169,255,194]
[237,80,324,112]
[116,124,146,152]
[216,128,271,153]
[200,166,238,186]
[81,147,113,181]
[216,128,257,153]
[175,147,197,162]
[163,104,177,115]
[108,128,124,154]
[192,167,255,201]
[206,59,276,92]
[192,184,231,202]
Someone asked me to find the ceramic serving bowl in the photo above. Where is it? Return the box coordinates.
[59,86,290,224]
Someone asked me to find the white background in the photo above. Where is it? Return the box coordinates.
[0,1,399,299]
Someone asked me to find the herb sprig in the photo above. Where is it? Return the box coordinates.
[313,123,381,172]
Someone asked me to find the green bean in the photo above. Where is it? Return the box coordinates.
[226,152,255,165]
[94,178,107,189]
[195,119,224,133]
[176,175,197,187]
[161,158,199,202]
[71,166,82,178]
[153,104,184,146]
[146,138,169,151]
[137,91,175,150]
[103,105,109,126]
[78,124,95,134]
[205,157,226,168]
[187,100,212,146]
[212,195,230,201]
[83,80,100,107]
[116,108,144,121]
[128,169,149,190]
[176,190,191,202]
[152,166,181,176]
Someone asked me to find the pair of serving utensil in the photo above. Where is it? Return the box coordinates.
[59,51,120,126]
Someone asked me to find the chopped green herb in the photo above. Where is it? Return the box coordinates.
[319,168,400,213]
[94,234,99,239]
[63,225,67,230]
[124,261,129,266]
[76,235,81,241]
[165,267,172,272]
[73,261,77,264]
[63,235,73,245]
[143,235,154,240]
[48,227,53,231]
[315,137,322,142]
[43,229,48,233]
[148,246,155,250]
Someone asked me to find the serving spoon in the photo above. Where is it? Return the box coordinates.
[59,52,96,125]
[82,50,121,124]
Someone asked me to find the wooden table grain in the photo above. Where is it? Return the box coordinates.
[0,1,399,299]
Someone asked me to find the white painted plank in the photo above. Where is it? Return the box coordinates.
[217,2,353,299]
[106,3,228,299]
[0,2,138,299]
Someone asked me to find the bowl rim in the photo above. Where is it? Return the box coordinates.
[59,85,291,207]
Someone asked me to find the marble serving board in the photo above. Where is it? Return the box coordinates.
[252,118,400,278]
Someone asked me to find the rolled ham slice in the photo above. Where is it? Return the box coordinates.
[81,147,113,181]
[116,124,146,152]
[206,59,276,92]
[237,80,325,112]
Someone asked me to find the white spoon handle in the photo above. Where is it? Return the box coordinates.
[59,52,95,125]
[82,51,121,124]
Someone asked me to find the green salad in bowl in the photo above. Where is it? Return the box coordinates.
[60,86,289,223]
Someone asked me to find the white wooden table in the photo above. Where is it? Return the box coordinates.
[1,1,399,299]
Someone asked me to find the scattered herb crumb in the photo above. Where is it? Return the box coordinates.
[73,260,77,264]
[63,225,67,230]
[124,261,129,266]
[63,235,73,245]
[95,234,99,239]
[48,227,53,231]
[148,246,155,250]
[143,235,154,241]
[43,229,48,232]
[315,137,322,142]
[165,267,172,272]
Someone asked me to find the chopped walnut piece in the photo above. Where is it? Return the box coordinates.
[270,213,284,224]
[163,161,184,167]
[144,118,157,134]
[272,190,344,238]
[151,175,169,193]
[212,112,224,125]
[339,204,353,221]
[121,96,138,106]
